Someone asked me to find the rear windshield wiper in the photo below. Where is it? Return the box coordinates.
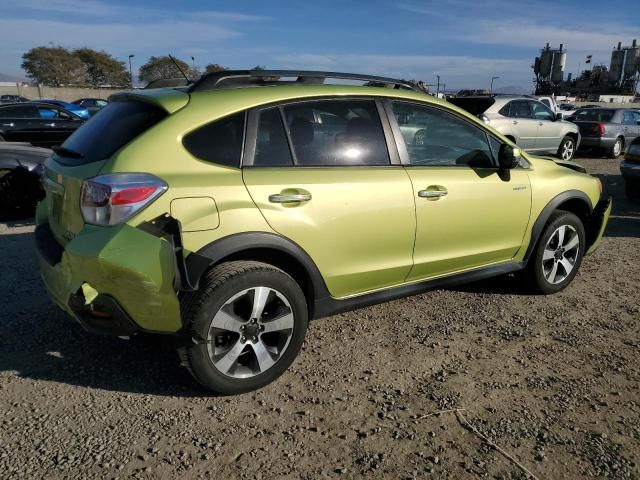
[52,146,85,159]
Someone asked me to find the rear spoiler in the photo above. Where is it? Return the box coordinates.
[108,89,189,114]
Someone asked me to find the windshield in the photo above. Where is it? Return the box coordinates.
[572,109,615,122]
[58,99,166,164]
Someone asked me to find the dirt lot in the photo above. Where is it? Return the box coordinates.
[0,155,638,479]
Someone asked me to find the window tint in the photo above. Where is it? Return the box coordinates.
[498,103,511,117]
[391,102,494,167]
[254,107,294,167]
[281,100,389,166]
[529,101,554,121]
[61,100,167,164]
[573,109,615,122]
[37,107,72,120]
[183,111,245,167]
[0,105,37,118]
[509,101,531,119]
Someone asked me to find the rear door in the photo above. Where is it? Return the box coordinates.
[242,98,416,298]
[386,100,531,281]
[0,104,40,142]
[501,100,539,150]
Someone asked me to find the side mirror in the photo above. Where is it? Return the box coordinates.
[498,144,520,170]
[555,112,563,120]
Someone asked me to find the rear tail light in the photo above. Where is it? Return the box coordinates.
[624,142,640,163]
[81,173,167,226]
[591,122,606,136]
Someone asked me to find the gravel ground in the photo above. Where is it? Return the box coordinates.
[1,155,638,479]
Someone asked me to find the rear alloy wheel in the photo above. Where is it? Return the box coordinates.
[179,261,308,394]
[557,136,576,161]
[526,210,585,294]
[608,137,623,159]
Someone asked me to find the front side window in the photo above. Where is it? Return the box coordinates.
[529,101,554,121]
[183,111,245,167]
[281,100,389,166]
[391,102,494,168]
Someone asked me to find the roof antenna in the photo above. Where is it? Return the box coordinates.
[168,54,191,84]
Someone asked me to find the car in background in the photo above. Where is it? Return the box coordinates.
[567,108,640,159]
[449,95,580,160]
[0,102,84,147]
[558,104,578,118]
[0,95,30,104]
[72,98,108,116]
[620,136,640,200]
[34,99,90,119]
[0,142,49,218]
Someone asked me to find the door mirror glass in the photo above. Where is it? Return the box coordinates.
[555,112,563,121]
[498,144,520,169]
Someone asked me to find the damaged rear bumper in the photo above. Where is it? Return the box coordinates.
[35,216,187,336]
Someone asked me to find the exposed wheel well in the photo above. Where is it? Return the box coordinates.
[565,132,578,143]
[213,248,316,317]
[555,199,590,229]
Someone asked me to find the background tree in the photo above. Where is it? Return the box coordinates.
[204,63,227,74]
[138,56,199,83]
[21,46,84,86]
[74,48,129,87]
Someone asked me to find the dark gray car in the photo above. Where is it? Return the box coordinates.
[569,108,640,159]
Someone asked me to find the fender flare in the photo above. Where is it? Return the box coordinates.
[521,190,593,264]
[186,231,331,303]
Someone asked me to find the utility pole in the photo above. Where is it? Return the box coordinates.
[191,56,196,72]
[436,75,440,96]
[490,76,500,94]
[128,54,135,88]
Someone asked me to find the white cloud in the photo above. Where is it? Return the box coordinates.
[273,53,532,89]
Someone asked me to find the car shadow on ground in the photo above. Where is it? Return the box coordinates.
[593,172,640,239]
[0,229,206,397]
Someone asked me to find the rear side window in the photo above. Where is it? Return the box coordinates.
[183,112,245,167]
[573,109,615,122]
[281,99,389,166]
[507,100,531,119]
[0,105,38,118]
[61,100,166,164]
[254,107,294,167]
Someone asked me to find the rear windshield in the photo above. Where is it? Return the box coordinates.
[58,99,166,164]
[448,97,495,115]
[572,109,615,122]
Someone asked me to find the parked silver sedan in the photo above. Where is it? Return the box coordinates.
[568,108,640,159]
[449,95,581,161]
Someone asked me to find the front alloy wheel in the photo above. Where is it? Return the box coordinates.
[180,261,308,394]
[527,210,585,294]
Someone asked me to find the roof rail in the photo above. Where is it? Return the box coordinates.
[187,69,422,93]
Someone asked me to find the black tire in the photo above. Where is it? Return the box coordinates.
[556,136,576,161]
[525,210,585,294]
[0,168,44,219]
[179,261,308,395]
[607,137,624,159]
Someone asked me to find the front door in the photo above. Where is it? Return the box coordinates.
[242,98,416,298]
[529,100,560,151]
[387,100,532,281]
[504,100,539,150]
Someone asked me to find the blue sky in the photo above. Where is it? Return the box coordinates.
[1,0,638,90]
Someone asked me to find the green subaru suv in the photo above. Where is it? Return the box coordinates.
[35,70,611,394]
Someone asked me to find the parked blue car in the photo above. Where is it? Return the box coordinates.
[34,100,90,119]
